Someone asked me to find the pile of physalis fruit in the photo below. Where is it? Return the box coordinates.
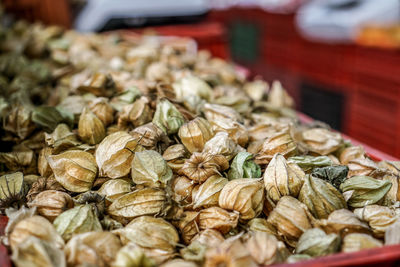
[0,18,400,267]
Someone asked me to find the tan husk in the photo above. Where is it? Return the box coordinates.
[10,215,64,250]
[341,233,382,253]
[198,206,239,234]
[246,231,289,265]
[176,211,200,244]
[107,187,166,221]
[98,179,132,203]
[218,178,264,221]
[78,107,106,145]
[112,216,179,264]
[204,235,258,267]
[354,205,398,238]
[178,117,214,153]
[302,128,343,155]
[96,131,143,179]
[11,236,66,267]
[47,150,97,192]
[255,129,297,165]
[179,152,229,184]
[267,196,313,247]
[65,231,122,267]
[193,175,228,209]
[318,209,371,237]
[27,190,74,222]
[263,153,304,204]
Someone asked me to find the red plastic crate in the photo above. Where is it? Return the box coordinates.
[2,0,72,28]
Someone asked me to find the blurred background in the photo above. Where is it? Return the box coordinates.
[2,0,400,156]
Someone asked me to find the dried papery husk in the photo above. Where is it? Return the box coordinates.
[171,176,196,204]
[130,122,170,152]
[255,129,297,165]
[347,157,378,177]
[0,150,36,174]
[340,176,392,208]
[267,80,294,108]
[354,205,398,238]
[302,128,343,155]
[38,147,54,177]
[44,123,80,153]
[299,175,347,219]
[178,117,214,153]
[26,176,65,202]
[152,98,185,135]
[0,172,28,210]
[146,61,170,82]
[78,107,106,145]
[202,132,243,161]
[218,178,264,220]
[193,175,228,209]
[209,117,249,147]
[161,259,197,267]
[3,103,35,140]
[10,215,64,250]
[198,206,239,234]
[318,209,371,238]
[295,228,340,257]
[76,72,116,97]
[341,233,382,253]
[379,161,400,176]
[204,235,258,267]
[96,131,142,179]
[118,96,153,129]
[163,144,190,172]
[88,97,114,126]
[243,79,268,101]
[53,204,102,241]
[47,150,97,192]
[177,211,200,244]
[248,218,277,236]
[173,75,212,102]
[264,153,304,204]
[27,190,74,222]
[339,146,366,165]
[107,187,166,221]
[203,103,242,123]
[113,216,179,264]
[112,242,155,267]
[65,231,121,267]
[248,122,286,143]
[380,173,400,205]
[191,229,225,248]
[228,151,261,180]
[385,220,400,245]
[11,236,66,267]
[246,231,289,265]
[179,152,229,184]
[267,196,313,247]
[98,179,132,203]
[131,150,172,187]
[213,94,250,115]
